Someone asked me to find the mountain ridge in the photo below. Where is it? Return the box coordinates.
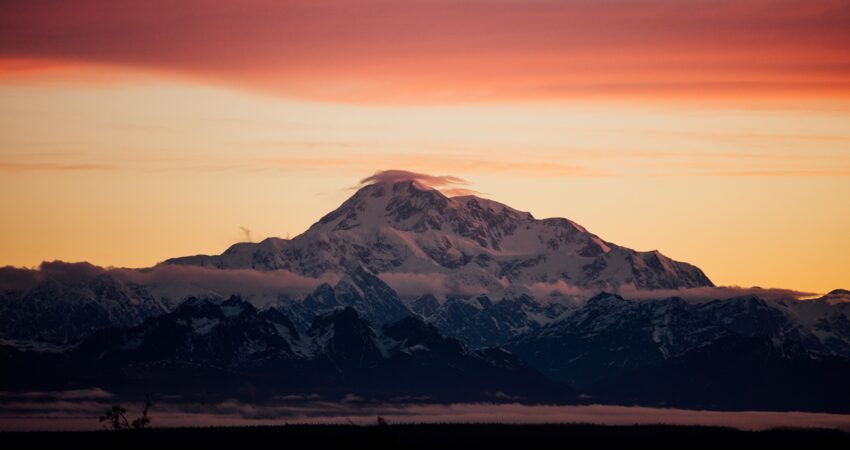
[0,295,573,403]
[165,180,713,294]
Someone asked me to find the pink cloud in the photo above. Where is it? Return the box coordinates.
[0,261,819,304]
[0,261,337,301]
[441,188,487,197]
[527,280,594,299]
[1,1,849,103]
[613,285,817,302]
[378,272,452,298]
[526,280,815,302]
[358,170,469,190]
[113,265,339,300]
[378,271,493,299]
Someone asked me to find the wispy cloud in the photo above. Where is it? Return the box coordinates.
[266,155,609,178]
[0,162,116,173]
[1,1,849,103]
[4,155,848,178]
[526,280,816,302]
[0,261,338,301]
[0,152,608,177]
[708,169,850,177]
[441,188,487,197]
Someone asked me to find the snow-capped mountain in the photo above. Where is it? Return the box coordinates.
[421,293,574,348]
[589,332,850,413]
[819,288,850,305]
[165,180,713,293]
[0,296,571,402]
[0,273,168,343]
[72,295,306,366]
[3,174,849,412]
[275,265,574,348]
[507,291,850,388]
[279,265,413,332]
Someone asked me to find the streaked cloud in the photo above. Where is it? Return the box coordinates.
[513,280,814,302]
[4,152,846,178]
[0,261,339,302]
[1,0,849,103]
[0,153,610,177]
[0,162,116,173]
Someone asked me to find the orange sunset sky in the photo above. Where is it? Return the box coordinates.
[1,0,849,294]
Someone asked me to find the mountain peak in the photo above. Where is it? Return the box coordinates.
[585,291,625,306]
[821,289,850,304]
[353,178,441,200]
[309,179,453,234]
[166,171,714,292]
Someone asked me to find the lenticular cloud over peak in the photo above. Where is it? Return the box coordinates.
[356,169,486,197]
[358,169,468,190]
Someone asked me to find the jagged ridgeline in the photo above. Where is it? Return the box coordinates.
[1,295,571,403]
[2,180,850,412]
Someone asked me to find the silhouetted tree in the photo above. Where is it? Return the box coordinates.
[99,405,130,430]
[131,396,153,429]
[99,396,153,430]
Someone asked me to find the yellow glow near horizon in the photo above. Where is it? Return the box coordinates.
[1,79,849,294]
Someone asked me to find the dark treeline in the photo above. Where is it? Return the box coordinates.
[2,423,849,450]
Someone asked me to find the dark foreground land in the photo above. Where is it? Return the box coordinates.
[2,423,849,449]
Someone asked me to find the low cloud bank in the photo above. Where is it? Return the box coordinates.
[526,280,594,299]
[0,261,336,301]
[378,272,491,299]
[115,265,337,299]
[0,261,104,290]
[528,280,817,303]
[378,272,452,298]
[2,390,850,432]
[1,261,821,305]
[616,285,818,301]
